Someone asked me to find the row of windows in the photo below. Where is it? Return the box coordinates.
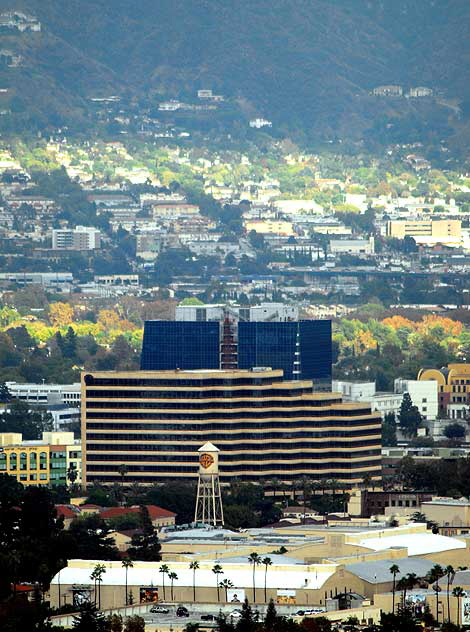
[85,377,277,388]
[86,387,325,399]
[85,418,380,433]
[87,459,381,473]
[86,449,380,462]
[85,430,379,443]
[85,409,375,421]
[86,399,340,410]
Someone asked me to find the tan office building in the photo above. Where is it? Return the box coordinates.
[387,219,461,240]
[81,369,382,488]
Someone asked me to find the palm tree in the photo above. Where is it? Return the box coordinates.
[168,572,178,601]
[117,464,129,504]
[92,564,106,610]
[219,578,234,602]
[262,557,272,603]
[122,558,134,606]
[406,572,418,601]
[453,586,465,627]
[427,564,444,625]
[90,567,98,607]
[248,553,261,603]
[159,564,169,600]
[445,565,455,622]
[212,564,224,602]
[190,561,199,602]
[396,577,408,609]
[389,564,400,613]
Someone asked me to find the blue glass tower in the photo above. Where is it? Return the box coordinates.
[141,319,332,386]
[140,321,220,370]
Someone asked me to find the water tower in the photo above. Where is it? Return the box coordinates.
[194,442,224,526]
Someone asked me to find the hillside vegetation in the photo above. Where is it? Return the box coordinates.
[1,0,469,142]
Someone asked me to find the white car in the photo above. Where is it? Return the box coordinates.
[229,610,243,619]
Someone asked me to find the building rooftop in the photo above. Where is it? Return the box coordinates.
[344,557,435,584]
[357,532,465,556]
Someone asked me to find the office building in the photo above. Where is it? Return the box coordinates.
[0,431,82,486]
[141,305,332,387]
[81,369,381,488]
[6,381,81,406]
[386,219,461,246]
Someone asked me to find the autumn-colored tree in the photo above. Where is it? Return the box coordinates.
[49,302,74,327]
[382,315,416,330]
[98,309,121,329]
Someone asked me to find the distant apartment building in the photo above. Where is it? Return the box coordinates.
[0,431,81,486]
[52,226,101,251]
[418,363,470,419]
[407,87,433,98]
[332,378,437,421]
[245,220,295,236]
[249,118,273,129]
[81,369,382,488]
[387,219,461,240]
[373,85,403,97]
[6,381,81,407]
[0,272,73,288]
[329,237,375,256]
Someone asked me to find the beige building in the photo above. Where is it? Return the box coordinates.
[421,498,470,533]
[48,523,470,612]
[387,219,461,243]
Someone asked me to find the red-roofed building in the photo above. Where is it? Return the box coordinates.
[55,504,81,528]
[100,505,176,528]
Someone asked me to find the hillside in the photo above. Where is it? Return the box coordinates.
[1,0,469,144]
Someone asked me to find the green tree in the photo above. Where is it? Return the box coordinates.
[122,558,134,606]
[444,423,465,441]
[262,557,272,603]
[159,564,169,600]
[398,393,422,438]
[127,506,161,561]
[383,412,397,447]
[168,571,178,601]
[0,382,11,403]
[389,564,400,614]
[248,553,261,603]
[190,560,199,602]
[219,578,234,602]
[73,602,110,632]
[212,563,224,601]
[445,565,455,622]
[124,615,145,632]
[452,586,465,627]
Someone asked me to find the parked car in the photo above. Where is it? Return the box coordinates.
[201,614,216,621]
[177,606,190,617]
[229,610,243,619]
[150,605,170,614]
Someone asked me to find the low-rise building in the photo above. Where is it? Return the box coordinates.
[0,431,81,486]
[418,363,470,418]
[52,226,101,251]
[329,237,375,256]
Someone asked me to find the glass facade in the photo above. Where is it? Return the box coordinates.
[238,320,332,384]
[140,320,332,386]
[140,321,220,370]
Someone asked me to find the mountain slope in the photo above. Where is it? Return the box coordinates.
[2,0,469,140]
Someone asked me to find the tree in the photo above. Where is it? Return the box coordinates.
[190,560,199,602]
[108,614,123,632]
[122,558,134,606]
[124,616,145,632]
[220,578,234,602]
[444,423,465,441]
[117,464,129,497]
[383,412,397,447]
[72,602,110,632]
[127,506,161,561]
[248,553,261,603]
[237,597,256,632]
[67,463,78,487]
[398,393,422,437]
[445,565,455,622]
[168,571,178,601]
[264,599,278,632]
[91,563,106,610]
[396,577,409,609]
[262,557,272,603]
[49,302,74,327]
[0,382,11,403]
[159,564,169,600]
[427,564,444,625]
[212,563,223,601]
[69,514,119,560]
[452,586,465,627]
[390,564,400,614]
